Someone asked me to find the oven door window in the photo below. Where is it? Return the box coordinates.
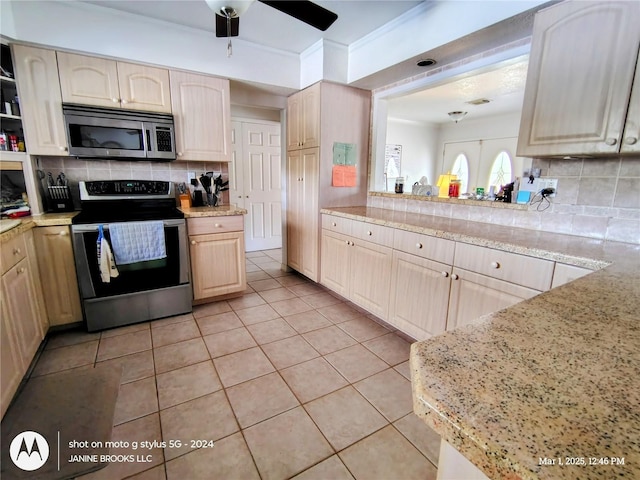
[81,227,181,297]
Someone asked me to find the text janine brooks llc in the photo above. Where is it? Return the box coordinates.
[69,454,153,463]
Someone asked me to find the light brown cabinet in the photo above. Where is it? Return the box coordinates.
[287,83,320,150]
[57,52,172,113]
[33,226,83,326]
[188,216,246,300]
[517,0,640,156]
[170,70,231,162]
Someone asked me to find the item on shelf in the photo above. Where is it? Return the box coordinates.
[394,177,404,194]
[0,132,6,151]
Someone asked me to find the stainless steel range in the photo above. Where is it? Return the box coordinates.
[71,180,191,332]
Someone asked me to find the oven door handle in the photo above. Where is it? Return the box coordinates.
[71,218,185,232]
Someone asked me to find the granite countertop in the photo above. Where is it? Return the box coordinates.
[179,205,247,217]
[322,205,640,480]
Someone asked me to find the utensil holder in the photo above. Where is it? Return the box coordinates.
[47,185,74,212]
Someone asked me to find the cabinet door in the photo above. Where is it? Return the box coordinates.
[299,148,319,280]
[389,251,451,340]
[301,83,320,149]
[170,70,231,161]
[117,62,171,113]
[34,226,83,326]
[349,238,392,320]
[447,268,539,331]
[320,230,351,298]
[517,1,640,156]
[12,45,68,156]
[621,52,640,154]
[57,52,121,108]
[190,231,246,299]
[1,295,23,418]
[286,92,302,150]
[286,150,303,271]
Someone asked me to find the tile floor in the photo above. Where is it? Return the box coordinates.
[34,249,441,480]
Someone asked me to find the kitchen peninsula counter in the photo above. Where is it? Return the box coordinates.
[179,205,247,218]
[322,205,640,480]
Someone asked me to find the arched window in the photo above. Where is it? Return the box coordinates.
[488,151,512,191]
[451,154,469,194]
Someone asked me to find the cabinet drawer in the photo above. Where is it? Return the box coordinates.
[393,229,455,265]
[453,242,554,291]
[351,221,394,247]
[187,215,244,235]
[321,214,352,236]
[1,234,27,275]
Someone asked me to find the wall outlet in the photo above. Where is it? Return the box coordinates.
[537,178,558,197]
[187,171,196,182]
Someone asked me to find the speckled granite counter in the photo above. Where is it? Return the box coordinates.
[322,206,640,480]
[179,205,247,217]
[0,212,78,243]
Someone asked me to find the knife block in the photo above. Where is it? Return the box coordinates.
[47,186,74,212]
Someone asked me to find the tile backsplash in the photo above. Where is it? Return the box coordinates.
[36,157,229,209]
[368,156,640,245]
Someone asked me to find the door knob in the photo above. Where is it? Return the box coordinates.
[451,273,459,280]
[624,137,637,145]
[604,137,617,146]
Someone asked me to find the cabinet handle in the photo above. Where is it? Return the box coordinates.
[416,242,423,249]
[59,146,68,152]
[13,248,21,255]
[624,137,638,145]
[238,195,242,198]
[214,223,221,227]
[367,230,372,236]
[112,97,119,103]
[121,99,129,104]
[345,240,350,245]
[441,271,449,278]
[451,273,459,280]
[191,240,196,245]
[59,230,68,236]
[332,222,337,227]
[177,152,183,157]
[490,261,501,269]
[604,137,617,146]
[17,267,25,274]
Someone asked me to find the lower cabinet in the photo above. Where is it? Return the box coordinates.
[446,268,541,331]
[321,229,393,319]
[34,226,83,326]
[188,216,247,300]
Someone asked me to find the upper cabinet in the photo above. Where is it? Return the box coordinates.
[517,1,640,157]
[169,70,231,162]
[12,45,68,156]
[287,82,320,151]
[57,52,172,113]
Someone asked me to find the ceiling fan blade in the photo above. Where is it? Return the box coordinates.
[215,13,240,37]
[258,0,338,31]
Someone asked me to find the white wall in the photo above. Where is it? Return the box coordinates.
[436,111,522,148]
[386,119,439,189]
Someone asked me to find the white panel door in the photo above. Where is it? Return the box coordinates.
[231,120,282,251]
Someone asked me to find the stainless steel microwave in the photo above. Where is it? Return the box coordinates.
[63,104,176,161]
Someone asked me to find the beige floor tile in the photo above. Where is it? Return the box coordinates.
[324,345,388,383]
[247,318,297,345]
[77,413,164,480]
[150,312,194,329]
[247,270,272,281]
[261,335,320,369]
[160,390,239,460]
[251,255,278,265]
[96,350,155,384]
[235,303,280,325]
[275,275,309,287]
[244,407,333,480]
[213,347,275,387]
[292,455,354,480]
[284,310,333,334]
[203,327,257,358]
[192,300,232,318]
[195,310,243,336]
[354,369,412,422]
[339,425,437,480]
[97,330,152,362]
[249,278,282,292]
[270,297,314,317]
[113,376,159,425]
[363,333,412,366]
[393,413,441,467]
[126,465,166,480]
[304,386,388,451]
[264,248,282,261]
[151,319,201,348]
[302,325,358,355]
[337,316,391,342]
[100,322,150,339]
[287,282,326,297]
[245,263,263,272]
[280,357,348,404]
[32,341,98,376]
[166,432,259,480]
[258,286,297,303]
[156,361,221,409]
[299,292,343,309]
[153,337,210,374]
[264,267,289,278]
[226,372,299,428]
[394,360,411,380]
[228,292,266,311]
[246,251,268,258]
[45,330,100,350]
[316,302,363,323]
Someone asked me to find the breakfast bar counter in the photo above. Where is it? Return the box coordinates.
[322,206,640,480]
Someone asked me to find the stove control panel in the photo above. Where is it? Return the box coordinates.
[79,180,174,200]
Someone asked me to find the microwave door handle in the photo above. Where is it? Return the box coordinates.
[142,123,151,157]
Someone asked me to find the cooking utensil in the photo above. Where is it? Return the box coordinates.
[47,172,55,186]
[199,174,211,194]
[57,172,67,186]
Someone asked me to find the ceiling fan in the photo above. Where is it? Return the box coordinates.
[206,0,338,55]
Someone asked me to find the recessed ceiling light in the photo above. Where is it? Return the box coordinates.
[416,59,436,67]
[466,98,491,105]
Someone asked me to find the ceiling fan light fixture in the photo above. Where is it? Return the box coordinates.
[416,58,436,67]
[206,0,254,17]
[448,111,468,123]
